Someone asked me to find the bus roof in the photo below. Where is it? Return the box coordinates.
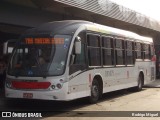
[24,20,92,36]
[23,20,153,43]
[86,23,153,43]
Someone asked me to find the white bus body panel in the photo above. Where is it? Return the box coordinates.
[5,59,155,101]
[67,61,155,100]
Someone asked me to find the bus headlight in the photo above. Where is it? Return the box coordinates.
[51,85,56,89]
[6,81,12,88]
[50,83,63,90]
[56,83,62,89]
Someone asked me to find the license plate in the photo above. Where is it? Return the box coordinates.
[23,93,33,99]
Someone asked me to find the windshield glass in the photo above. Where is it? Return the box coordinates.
[8,35,71,77]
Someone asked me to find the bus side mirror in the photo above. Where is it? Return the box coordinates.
[75,36,81,54]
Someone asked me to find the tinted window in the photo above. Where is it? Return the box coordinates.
[87,34,101,66]
[87,35,100,47]
[102,37,113,48]
[135,42,143,59]
[102,37,114,66]
[115,39,123,49]
[103,49,114,66]
[150,45,154,57]
[144,44,150,59]
[88,48,101,66]
[115,39,125,65]
[126,41,134,65]
[116,50,124,65]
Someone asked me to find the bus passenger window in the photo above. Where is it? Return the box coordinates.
[143,44,150,60]
[150,45,154,59]
[135,42,143,60]
[115,39,125,65]
[102,36,114,66]
[87,34,101,66]
[126,41,134,65]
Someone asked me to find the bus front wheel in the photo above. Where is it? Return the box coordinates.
[89,79,100,103]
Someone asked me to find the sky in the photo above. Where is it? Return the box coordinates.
[110,0,160,21]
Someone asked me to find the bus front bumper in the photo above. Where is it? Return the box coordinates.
[5,85,70,101]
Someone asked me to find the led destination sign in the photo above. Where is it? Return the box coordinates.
[25,38,64,44]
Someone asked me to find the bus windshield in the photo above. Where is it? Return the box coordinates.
[8,35,71,77]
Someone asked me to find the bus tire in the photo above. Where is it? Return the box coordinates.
[89,79,100,103]
[135,73,143,91]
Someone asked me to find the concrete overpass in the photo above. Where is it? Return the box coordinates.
[1,0,160,44]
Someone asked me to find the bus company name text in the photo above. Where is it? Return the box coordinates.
[2,112,42,118]
[105,70,114,77]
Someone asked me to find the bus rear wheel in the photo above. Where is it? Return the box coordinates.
[89,79,100,103]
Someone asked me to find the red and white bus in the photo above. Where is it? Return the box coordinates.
[5,20,155,103]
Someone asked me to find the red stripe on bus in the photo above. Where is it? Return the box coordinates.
[12,81,51,89]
